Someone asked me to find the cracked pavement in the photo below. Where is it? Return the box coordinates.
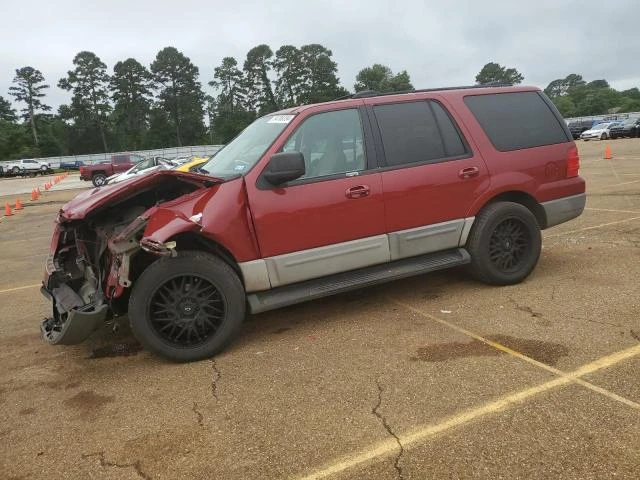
[372,379,405,480]
[1,140,640,479]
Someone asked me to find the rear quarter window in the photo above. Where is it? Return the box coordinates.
[464,91,570,151]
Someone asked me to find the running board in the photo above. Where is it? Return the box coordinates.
[247,248,470,314]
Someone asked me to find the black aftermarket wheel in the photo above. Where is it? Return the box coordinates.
[129,251,246,362]
[466,201,541,285]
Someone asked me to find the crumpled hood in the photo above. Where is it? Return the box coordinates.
[58,169,221,222]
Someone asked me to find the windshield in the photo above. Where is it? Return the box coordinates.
[200,114,295,178]
[592,123,609,129]
[625,118,639,125]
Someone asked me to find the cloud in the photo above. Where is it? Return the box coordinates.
[1,0,638,111]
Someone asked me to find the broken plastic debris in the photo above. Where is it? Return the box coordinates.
[440,310,452,314]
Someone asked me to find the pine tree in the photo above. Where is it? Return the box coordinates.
[273,45,305,107]
[151,47,206,146]
[243,44,278,114]
[111,58,153,150]
[0,95,17,122]
[9,66,51,145]
[58,51,112,152]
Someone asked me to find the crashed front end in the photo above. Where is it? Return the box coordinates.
[40,171,216,345]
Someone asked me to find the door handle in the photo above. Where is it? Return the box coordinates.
[458,166,480,179]
[345,185,370,199]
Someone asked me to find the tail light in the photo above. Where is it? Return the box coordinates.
[566,146,580,178]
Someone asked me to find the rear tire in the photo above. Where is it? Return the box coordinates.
[92,173,107,187]
[466,202,541,285]
[128,251,246,362]
[600,132,608,140]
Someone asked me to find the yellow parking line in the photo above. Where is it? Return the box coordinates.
[297,342,640,480]
[545,216,640,237]
[0,283,41,294]
[395,302,640,410]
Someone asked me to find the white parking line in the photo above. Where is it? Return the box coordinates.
[545,216,640,237]
[0,284,41,294]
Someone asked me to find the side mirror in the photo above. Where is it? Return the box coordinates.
[263,152,305,185]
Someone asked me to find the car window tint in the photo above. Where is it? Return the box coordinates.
[373,101,446,167]
[281,109,365,179]
[464,92,569,151]
[430,101,468,157]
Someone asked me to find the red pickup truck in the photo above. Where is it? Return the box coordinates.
[42,85,585,362]
[79,153,145,187]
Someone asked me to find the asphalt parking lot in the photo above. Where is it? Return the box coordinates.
[1,139,639,480]
[0,172,86,197]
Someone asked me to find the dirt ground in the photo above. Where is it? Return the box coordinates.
[0,138,639,479]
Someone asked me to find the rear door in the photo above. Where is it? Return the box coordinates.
[368,98,490,260]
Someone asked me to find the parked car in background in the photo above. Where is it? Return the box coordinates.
[580,122,620,141]
[104,157,177,185]
[59,160,86,170]
[79,153,145,186]
[174,156,211,173]
[610,117,640,139]
[3,159,51,176]
[568,119,596,139]
[41,85,585,361]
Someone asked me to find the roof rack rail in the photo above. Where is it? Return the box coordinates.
[351,90,380,98]
[336,83,514,101]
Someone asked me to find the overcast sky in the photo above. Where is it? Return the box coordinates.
[1,0,638,111]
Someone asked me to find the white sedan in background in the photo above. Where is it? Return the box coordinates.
[104,157,185,185]
[580,122,622,141]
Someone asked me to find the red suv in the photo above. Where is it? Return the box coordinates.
[41,85,585,361]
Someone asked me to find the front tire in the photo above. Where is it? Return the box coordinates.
[466,202,541,285]
[600,132,608,140]
[128,251,246,362]
[92,173,107,187]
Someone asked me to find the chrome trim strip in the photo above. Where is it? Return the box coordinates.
[238,259,271,293]
[388,219,465,261]
[265,235,390,288]
[459,217,475,246]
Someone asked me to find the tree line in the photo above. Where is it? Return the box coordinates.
[1,55,639,161]
[0,44,413,160]
[476,63,640,117]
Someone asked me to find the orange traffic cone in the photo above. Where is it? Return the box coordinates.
[5,203,12,216]
[31,189,38,201]
[604,145,612,160]
[15,198,23,210]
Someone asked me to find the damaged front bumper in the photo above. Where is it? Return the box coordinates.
[41,285,109,345]
[40,217,148,345]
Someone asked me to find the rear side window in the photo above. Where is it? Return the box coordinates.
[464,92,569,151]
[373,101,469,167]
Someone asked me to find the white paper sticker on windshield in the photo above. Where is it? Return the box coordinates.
[268,115,295,124]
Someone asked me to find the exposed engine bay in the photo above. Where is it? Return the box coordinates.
[41,175,205,344]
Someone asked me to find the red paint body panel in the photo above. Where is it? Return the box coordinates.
[363,92,491,230]
[247,172,385,257]
[58,170,216,221]
[140,179,261,262]
[429,88,586,214]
